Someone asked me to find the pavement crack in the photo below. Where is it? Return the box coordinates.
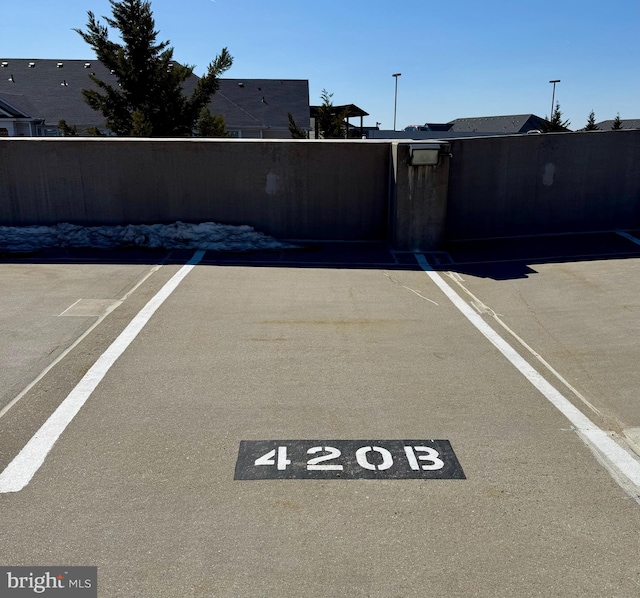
[445,272,604,420]
[382,271,439,306]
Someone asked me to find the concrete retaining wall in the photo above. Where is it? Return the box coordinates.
[445,130,640,240]
[0,138,390,241]
[1,131,639,249]
[389,142,450,251]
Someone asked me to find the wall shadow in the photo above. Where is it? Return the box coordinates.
[434,231,640,280]
[1,231,639,280]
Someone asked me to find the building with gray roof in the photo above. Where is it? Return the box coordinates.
[0,58,310,138]
[368,114,567,140]
[595,118,640,130]
[211,78,310,138]
[446,114,559,134]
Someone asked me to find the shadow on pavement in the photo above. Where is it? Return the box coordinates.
[434,230,640,280]
[1,231,639,280]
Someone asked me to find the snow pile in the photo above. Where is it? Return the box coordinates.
[0,222,297,253]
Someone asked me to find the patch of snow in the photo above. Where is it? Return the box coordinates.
[0,222,296,252]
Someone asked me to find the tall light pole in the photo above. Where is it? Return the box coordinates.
[549,79,560,120]
[392,73,401,131]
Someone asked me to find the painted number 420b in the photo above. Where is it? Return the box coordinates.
[234,440,465,480]
[255,445,444,471]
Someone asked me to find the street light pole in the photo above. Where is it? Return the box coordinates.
[549,79,560,121]
[392,73,401,131]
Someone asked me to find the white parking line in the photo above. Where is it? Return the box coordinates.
[0,264,162,421]
[417,254,640,500]
[0,251,205,493]
[445,272,604,419]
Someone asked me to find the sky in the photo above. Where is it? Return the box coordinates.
[1,0,638,130]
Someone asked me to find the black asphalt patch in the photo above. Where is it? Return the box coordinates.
[234,440,466,480]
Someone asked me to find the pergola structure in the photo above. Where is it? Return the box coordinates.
[310,103,369,138]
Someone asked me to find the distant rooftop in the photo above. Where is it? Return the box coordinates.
[594,118,640,130]
[447,114,557,134]
[0,58,310,135]
[0,59,111,130]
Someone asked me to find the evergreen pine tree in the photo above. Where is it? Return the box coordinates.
[196,107,230,137]
[288,113,308,139]
[583,110,598,131]
[316,90,349,138]
[57,120,78,136]
[75,0,232,136]
[131,109,153,136]
[544,102,571,132]
[612,113,623,130]
[86,126,105,136]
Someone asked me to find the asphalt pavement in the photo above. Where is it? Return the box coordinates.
[1,233,639,597]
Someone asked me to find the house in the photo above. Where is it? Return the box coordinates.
[595,118,640,130]
[208,78,310,138]
[444,114,558,134]
[0,58,310,138]
[0,93,45,136]
[367,114,565,139]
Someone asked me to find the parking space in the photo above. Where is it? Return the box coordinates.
[1,235,639,597]
[438,231,640,448]
[0,259,162,414]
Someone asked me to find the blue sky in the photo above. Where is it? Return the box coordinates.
[2,0,638,129]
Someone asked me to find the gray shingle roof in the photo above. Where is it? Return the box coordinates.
[0,58,309,133]
[424,123,454,132]
[0,59,113,129]
[595,119,640,130]
[211,79,309,131]
[448,114,552,134]
[0,92,42,118]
